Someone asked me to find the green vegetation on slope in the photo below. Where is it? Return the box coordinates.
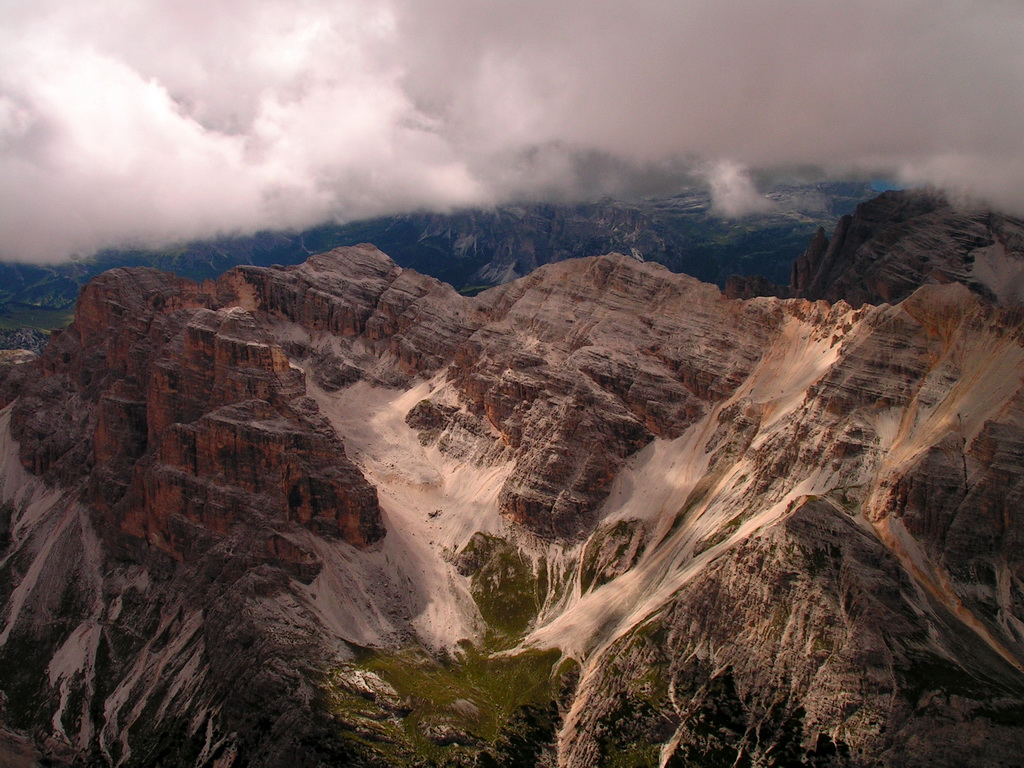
[456,533,544,646]
[323,645,575,766]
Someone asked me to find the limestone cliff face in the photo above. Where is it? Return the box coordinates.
[2,245,1024,767]
[444,255,768,536]
[4,265,383,564]
[218,246,757,538]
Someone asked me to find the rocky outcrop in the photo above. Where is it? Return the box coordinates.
[566,498,1024,767]
[790,223,831,293]
[522,279,1024,767]
[791,189,1024,306]
[724,271,794,300]
[4,265,383,562]
[438,255,769,536]
[727,188,1024,308]
[211,246,769,538]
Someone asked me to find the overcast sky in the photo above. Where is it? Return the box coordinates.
[2,0,1023,262]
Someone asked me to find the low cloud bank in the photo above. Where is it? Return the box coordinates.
[2,0,1023,262]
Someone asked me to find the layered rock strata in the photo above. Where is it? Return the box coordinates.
[3,265,383,566]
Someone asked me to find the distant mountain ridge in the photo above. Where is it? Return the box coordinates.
[0,181,873,332]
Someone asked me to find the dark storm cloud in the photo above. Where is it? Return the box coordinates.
[2,0,1023,261]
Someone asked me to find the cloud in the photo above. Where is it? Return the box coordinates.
[2,0,1024,262]
[703,161,776,218]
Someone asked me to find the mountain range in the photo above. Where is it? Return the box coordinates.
[1,189,1024,766]
[0,181,873,350]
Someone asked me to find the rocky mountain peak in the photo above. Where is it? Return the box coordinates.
[730,187,1024,307]
[5,259,385,566]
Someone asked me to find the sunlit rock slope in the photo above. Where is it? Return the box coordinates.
[1,244,1024,766]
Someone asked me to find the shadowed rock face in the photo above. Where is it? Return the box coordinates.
[728,188,1024,307]
[3,243,1024,766]
[8,245,749,547]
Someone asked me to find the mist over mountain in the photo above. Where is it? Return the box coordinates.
[4,0,1024,763]
[727,188,1024,307]
[0,181,873,335]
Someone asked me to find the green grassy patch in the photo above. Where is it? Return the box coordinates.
[456,534,541,645]
[329,645,568,765]
[321,534,577,764]
[0,306,73,332]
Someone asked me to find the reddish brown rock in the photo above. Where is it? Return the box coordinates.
[790,224,830,295]
[7,264,384,565]
[6,241,1024,767]
[124,399,381,555]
